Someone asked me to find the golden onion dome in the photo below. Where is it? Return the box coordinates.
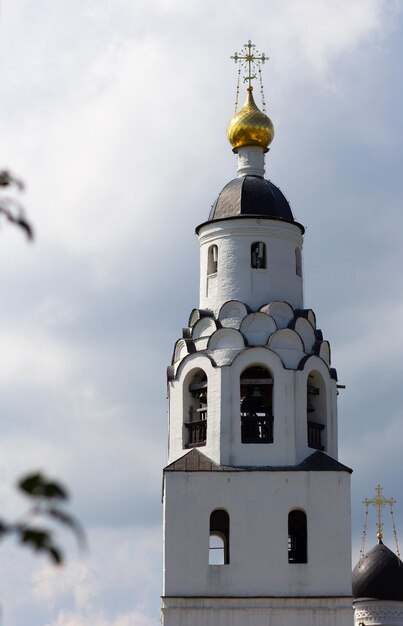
[227,87,274,152]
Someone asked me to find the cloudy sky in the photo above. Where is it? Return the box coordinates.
[0,0,402,624]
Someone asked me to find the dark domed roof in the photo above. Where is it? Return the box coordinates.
[352,541,403,602]
[209,176,295,223]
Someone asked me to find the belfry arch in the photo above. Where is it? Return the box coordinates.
[240,365,273,444]
[306,370,327,451]
[183,368,208,448]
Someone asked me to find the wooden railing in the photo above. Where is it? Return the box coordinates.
[307,420,325,450]
[241,415,273,444]
[185,409,207,447]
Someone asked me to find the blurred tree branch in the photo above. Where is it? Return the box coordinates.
[0,473,86,565]
[0,170,33,240]
[0,173,84,565]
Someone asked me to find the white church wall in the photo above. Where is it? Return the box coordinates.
[163,469,352,598]
[218,300,249,328]
[240,312,277,345]
[198,218,303,315]
[260,301,294,328]
[294,317,316,353]
[267,329,305,368]
[353,599,403,626]
[162,597,354,626]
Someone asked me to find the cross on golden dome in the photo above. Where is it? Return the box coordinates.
[231,40,268,90]
[227,40,273,153]
[364,484,395,541]
[360,484,400,559]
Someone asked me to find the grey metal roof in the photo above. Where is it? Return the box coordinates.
[164,449,352,473]
[209,176,295,222]
[353,541,403,602]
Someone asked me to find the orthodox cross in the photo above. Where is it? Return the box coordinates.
[363,484,395,540]
[231,40,268,89]
[360,484,400,558]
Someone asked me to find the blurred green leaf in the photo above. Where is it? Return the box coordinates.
[18,473,68,500]
[48,508,86,550]
[0,171,12,186]
[20,528,51,550]
[48,546,63,565]
[0,520,9,536]
[0,170,24,189]
[0,169,32,239]
[20,528,64,565]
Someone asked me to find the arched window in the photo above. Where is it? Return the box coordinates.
[207,245,218,275]
[288,510,307,563]
[251,242,266,269]
[295,247,302,277]
[307,371,326,451]
[184,369,207,448]
[209,510,229,565]
[240,366,273,443]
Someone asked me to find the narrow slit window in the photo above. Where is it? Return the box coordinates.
[251,242,266,269]
[207,245,218,275]
[288,510,307,563]
[295,247,302,277]
[209,510,229,565]
[307,372,326,451]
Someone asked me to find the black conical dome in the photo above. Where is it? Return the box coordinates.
[352,541,403,601]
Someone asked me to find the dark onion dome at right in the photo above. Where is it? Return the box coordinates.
[352,541,403,602]
[208,176,301,228]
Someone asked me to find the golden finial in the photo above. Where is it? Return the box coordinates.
[360,484,400,559]
[227,40,274,153]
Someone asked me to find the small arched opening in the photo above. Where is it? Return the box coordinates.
[307,370,326,451]
[288,510,307,563]
[183,369,207,448]
[240,365,273,443]
[207,245,218,275]
[295,247,302,277]
[251,242,266,269]
[209,509,229,565]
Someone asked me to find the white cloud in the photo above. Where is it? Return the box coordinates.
[0,327,75,385]
[32,562,100,611]
[268,0,396,74]
[30,527,160,625]
[45,609,155,626]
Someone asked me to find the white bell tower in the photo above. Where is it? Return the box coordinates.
[161,42,353,626]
